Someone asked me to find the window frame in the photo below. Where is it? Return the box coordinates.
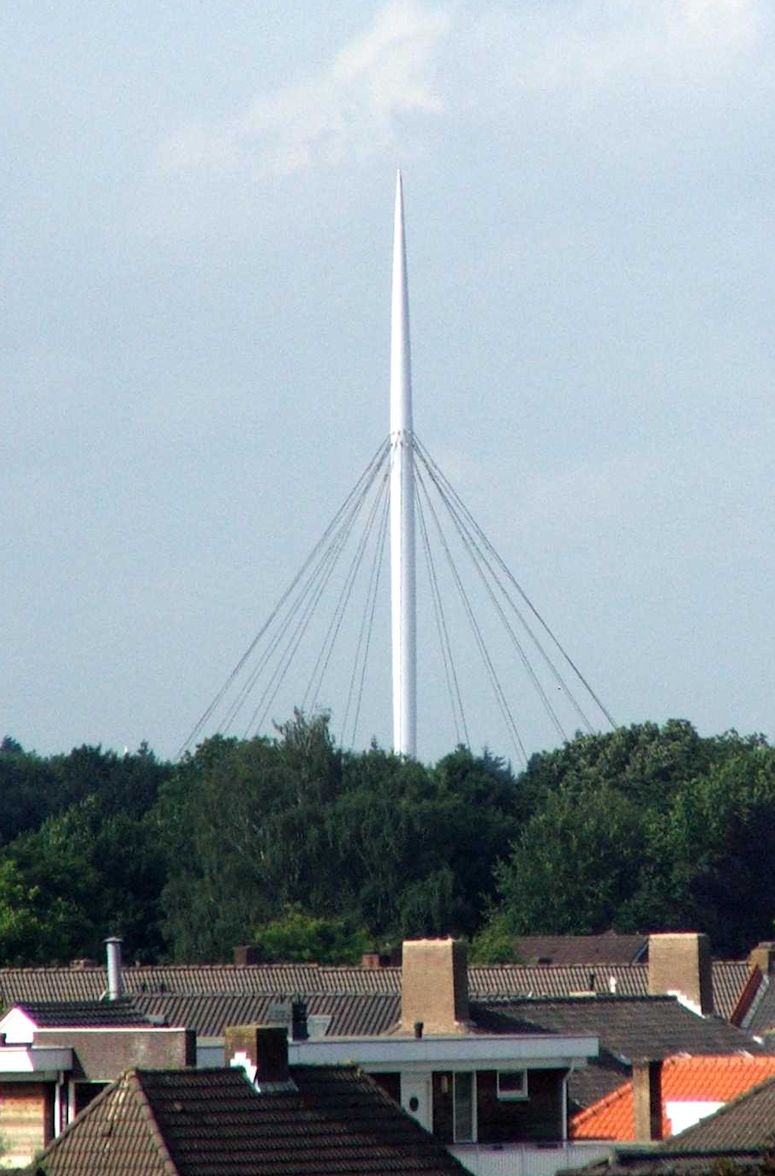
[496,1069,529,1101]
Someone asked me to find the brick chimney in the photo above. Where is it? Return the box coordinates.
[225,1025,290,1088]
[399,938,471,1034]
[748,942,775,975]
[648,933,713,1015]
[632,1060,663,1142]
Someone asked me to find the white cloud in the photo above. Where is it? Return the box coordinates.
[470,0,759,97]
[155,0,761,182]
[158,0,450,178]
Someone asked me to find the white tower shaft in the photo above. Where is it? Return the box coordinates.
[390,171,417,757]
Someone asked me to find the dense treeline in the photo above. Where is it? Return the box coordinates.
[0,717,774,965]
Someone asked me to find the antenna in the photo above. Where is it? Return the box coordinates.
[390,171,417,757]
[179,173,615,762]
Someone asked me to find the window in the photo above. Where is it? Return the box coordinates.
[497,1070,528,1100]
[74,1082,109,1115]
[453,1072,475,1142]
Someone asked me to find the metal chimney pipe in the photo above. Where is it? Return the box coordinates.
[105,937,124,1001]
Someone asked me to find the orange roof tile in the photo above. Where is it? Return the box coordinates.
[570,1055,775,1142]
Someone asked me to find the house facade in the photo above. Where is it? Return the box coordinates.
[281,939,606,1176]
[0,1000,193,1168]
[31,1041,472,1176]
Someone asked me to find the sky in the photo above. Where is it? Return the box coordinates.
[4,0,775,765]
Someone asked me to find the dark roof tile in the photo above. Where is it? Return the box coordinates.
[0,961,752,1022]
[667,1073,775,1151]
[131,992,400,1038]
[475,996,764,1110]
[34,1065,468,1176]
[513,934,648,966]
[744,975,775,1034]
[15,999,154,1028]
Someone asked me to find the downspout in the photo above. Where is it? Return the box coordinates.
[562,1068,570,1142]
[54,1071,67,1137]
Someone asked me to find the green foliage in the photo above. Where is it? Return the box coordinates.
[494,784,645,935]
[0,741,169,964]
[155,716,523,960]
[250,906,370,964]
[0,859,87,965]
[491,722,775,955]
[154,718,345,961]
[0,739,61,845]
[8,798,167,962]
[632,750,775,955]
[468,912,514,963]
[5,718,775,965]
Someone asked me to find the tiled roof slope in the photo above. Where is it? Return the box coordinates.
[131,991,400,1038]
[666,1073,775,1151]
[472,962,750,1023]
[476,996,764,1061]
[32,1066,469,1176]
[714,962,756,1024]
[744,975,775,1034]
[134,988,755,1046]
[31,1068,171,1175]
[471,964,647,998]
[474,996,764,1110]
[0,968,108,1004]
[0,964,402,1005]
[0,961,751,1020]
[558,1151,773,1176]
[513,933,648,966]
[571,1056,775,1141]
[16,999,155,1028]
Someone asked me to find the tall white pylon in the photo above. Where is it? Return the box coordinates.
[390,170,417,758]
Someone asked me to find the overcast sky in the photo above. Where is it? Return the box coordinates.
[4,0,775,764]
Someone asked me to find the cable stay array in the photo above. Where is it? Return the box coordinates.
[180,436,614,765]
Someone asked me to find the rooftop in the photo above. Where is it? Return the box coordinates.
[0,960,752,1021]
[513,933,648,966]
[666,1071,775,1152]
[132,990,400,1038]
[11,999,155,1029]
[32,1064,470,1176]
[472,996,765,1109]
[571,1055,775,1141]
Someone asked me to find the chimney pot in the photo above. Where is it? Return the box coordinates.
[414,1021,424,1039]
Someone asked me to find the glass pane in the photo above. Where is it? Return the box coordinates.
[454,1072,474,1142]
